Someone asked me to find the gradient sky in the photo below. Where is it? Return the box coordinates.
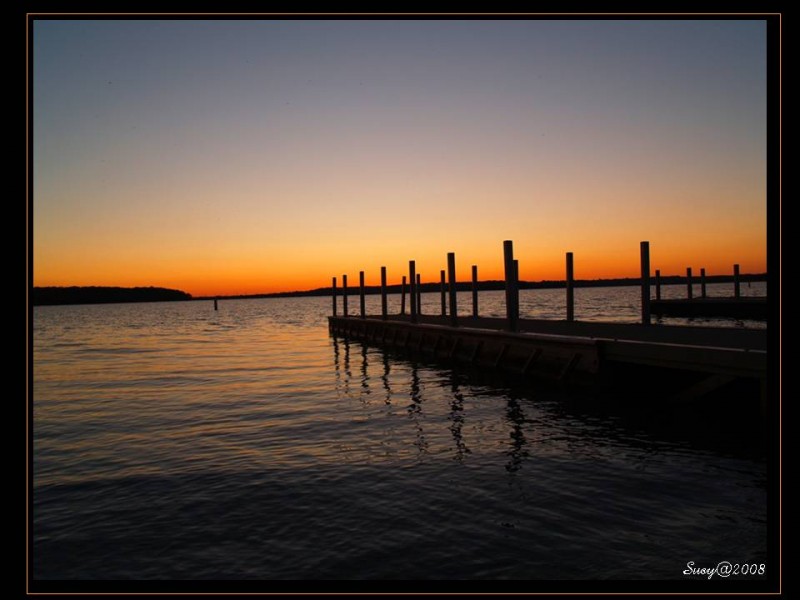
[33,19,767,296]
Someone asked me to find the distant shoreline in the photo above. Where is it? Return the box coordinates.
[194,273,768,301]
[33,274,768,306]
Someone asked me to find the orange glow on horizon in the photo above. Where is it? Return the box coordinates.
[34,234,767,298]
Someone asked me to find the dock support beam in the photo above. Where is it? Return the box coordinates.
[380,267,388,319]
[416,274,422,315]
[655,269,661,301]
[343,274,348,317]
[359,271,366,318]
[566,251,574,322]
[700,268,706,299]
[640,241,651,325]
[504,240,518,332]
[471,265,479,317]
[332,276,337,316]
[400,276,407,315]
[447,252,458,327]
[686,267,693,300]
[440,270,447,316]
[734,264,741,298]
[409,262,417,324]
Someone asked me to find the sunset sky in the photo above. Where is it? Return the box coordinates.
[33,19,767,297]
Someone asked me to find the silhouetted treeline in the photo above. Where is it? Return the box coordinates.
[33,286,192,306]
[201,273,767,300]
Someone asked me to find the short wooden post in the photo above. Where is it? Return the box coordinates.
[400,275,407,315]
[447,252,458,327]
[343,274,348,317]
[471,265,479,317]
[440,269,447,316]
[419,278,423,315]
[686,267,693,300]
[565,252,574,322]
[359,271,366,318]
[700,268,706,299]
[409,262,417,323]
[380,267,387,319]
[504,240,518,332]
[214,298,218,311]
[655,269,661,300]
[513,259,520,321]
[332,276,337,316]
[640,241,651,326]
[734,264,740,298]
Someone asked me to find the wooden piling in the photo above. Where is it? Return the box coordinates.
[734,264,741,298]
[409,262,417,323]
[440,269,447,316]
[380,267,388,320]
[343,274,348,317]
[214,298,218,311]
[332,276,337,316]
[504,240,518,332]
[417,274,422,315]
[566,252,574,322]
[700,268,706,299]
[447,252,458,327]
[686,267,693,300]
[655,269,661,301]
[640,241,651,326]
[471,265,479,317]
[513,259,520,321]
[400,275,407,315]
[359,271,366,318]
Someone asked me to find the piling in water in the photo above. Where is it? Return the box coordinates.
[700,268,706,299]
[504,240,518,332]
[409,262,417,323]
[566,252,574,322]
[343,274,348,317]
[380,267,388,320]
[440,269,447,316]
[471,265,479,317]
[640,241,651,325]
[447,252,458,327]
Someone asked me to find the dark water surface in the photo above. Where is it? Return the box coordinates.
[32,287,769,586]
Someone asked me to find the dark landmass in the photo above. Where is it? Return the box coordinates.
[197,273,768,301]
[33,286,192,306]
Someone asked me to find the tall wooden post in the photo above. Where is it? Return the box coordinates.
[440,269,447,316]
[342,274,348,317]
[504,240,518,332]
[734,264,741,298]
[447,252,458,327]
[471,265,479,317]
[686,267,693,300]
[332,276,337,316]
[400,275,407,315]
[700,268,706,299]
[566,252,574,322]
[655,269,661,301]
[380,267,388,319]
[359,271,366,318]
[640,241,651,326]
[409,262,417,323]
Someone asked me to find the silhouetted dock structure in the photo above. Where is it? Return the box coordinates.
[328,241,767,408]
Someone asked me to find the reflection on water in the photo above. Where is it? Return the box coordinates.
[33,297,770,583]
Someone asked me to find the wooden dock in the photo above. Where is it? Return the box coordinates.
[328,240,768,407]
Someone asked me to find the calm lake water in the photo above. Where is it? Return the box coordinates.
[32,284,770,587]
